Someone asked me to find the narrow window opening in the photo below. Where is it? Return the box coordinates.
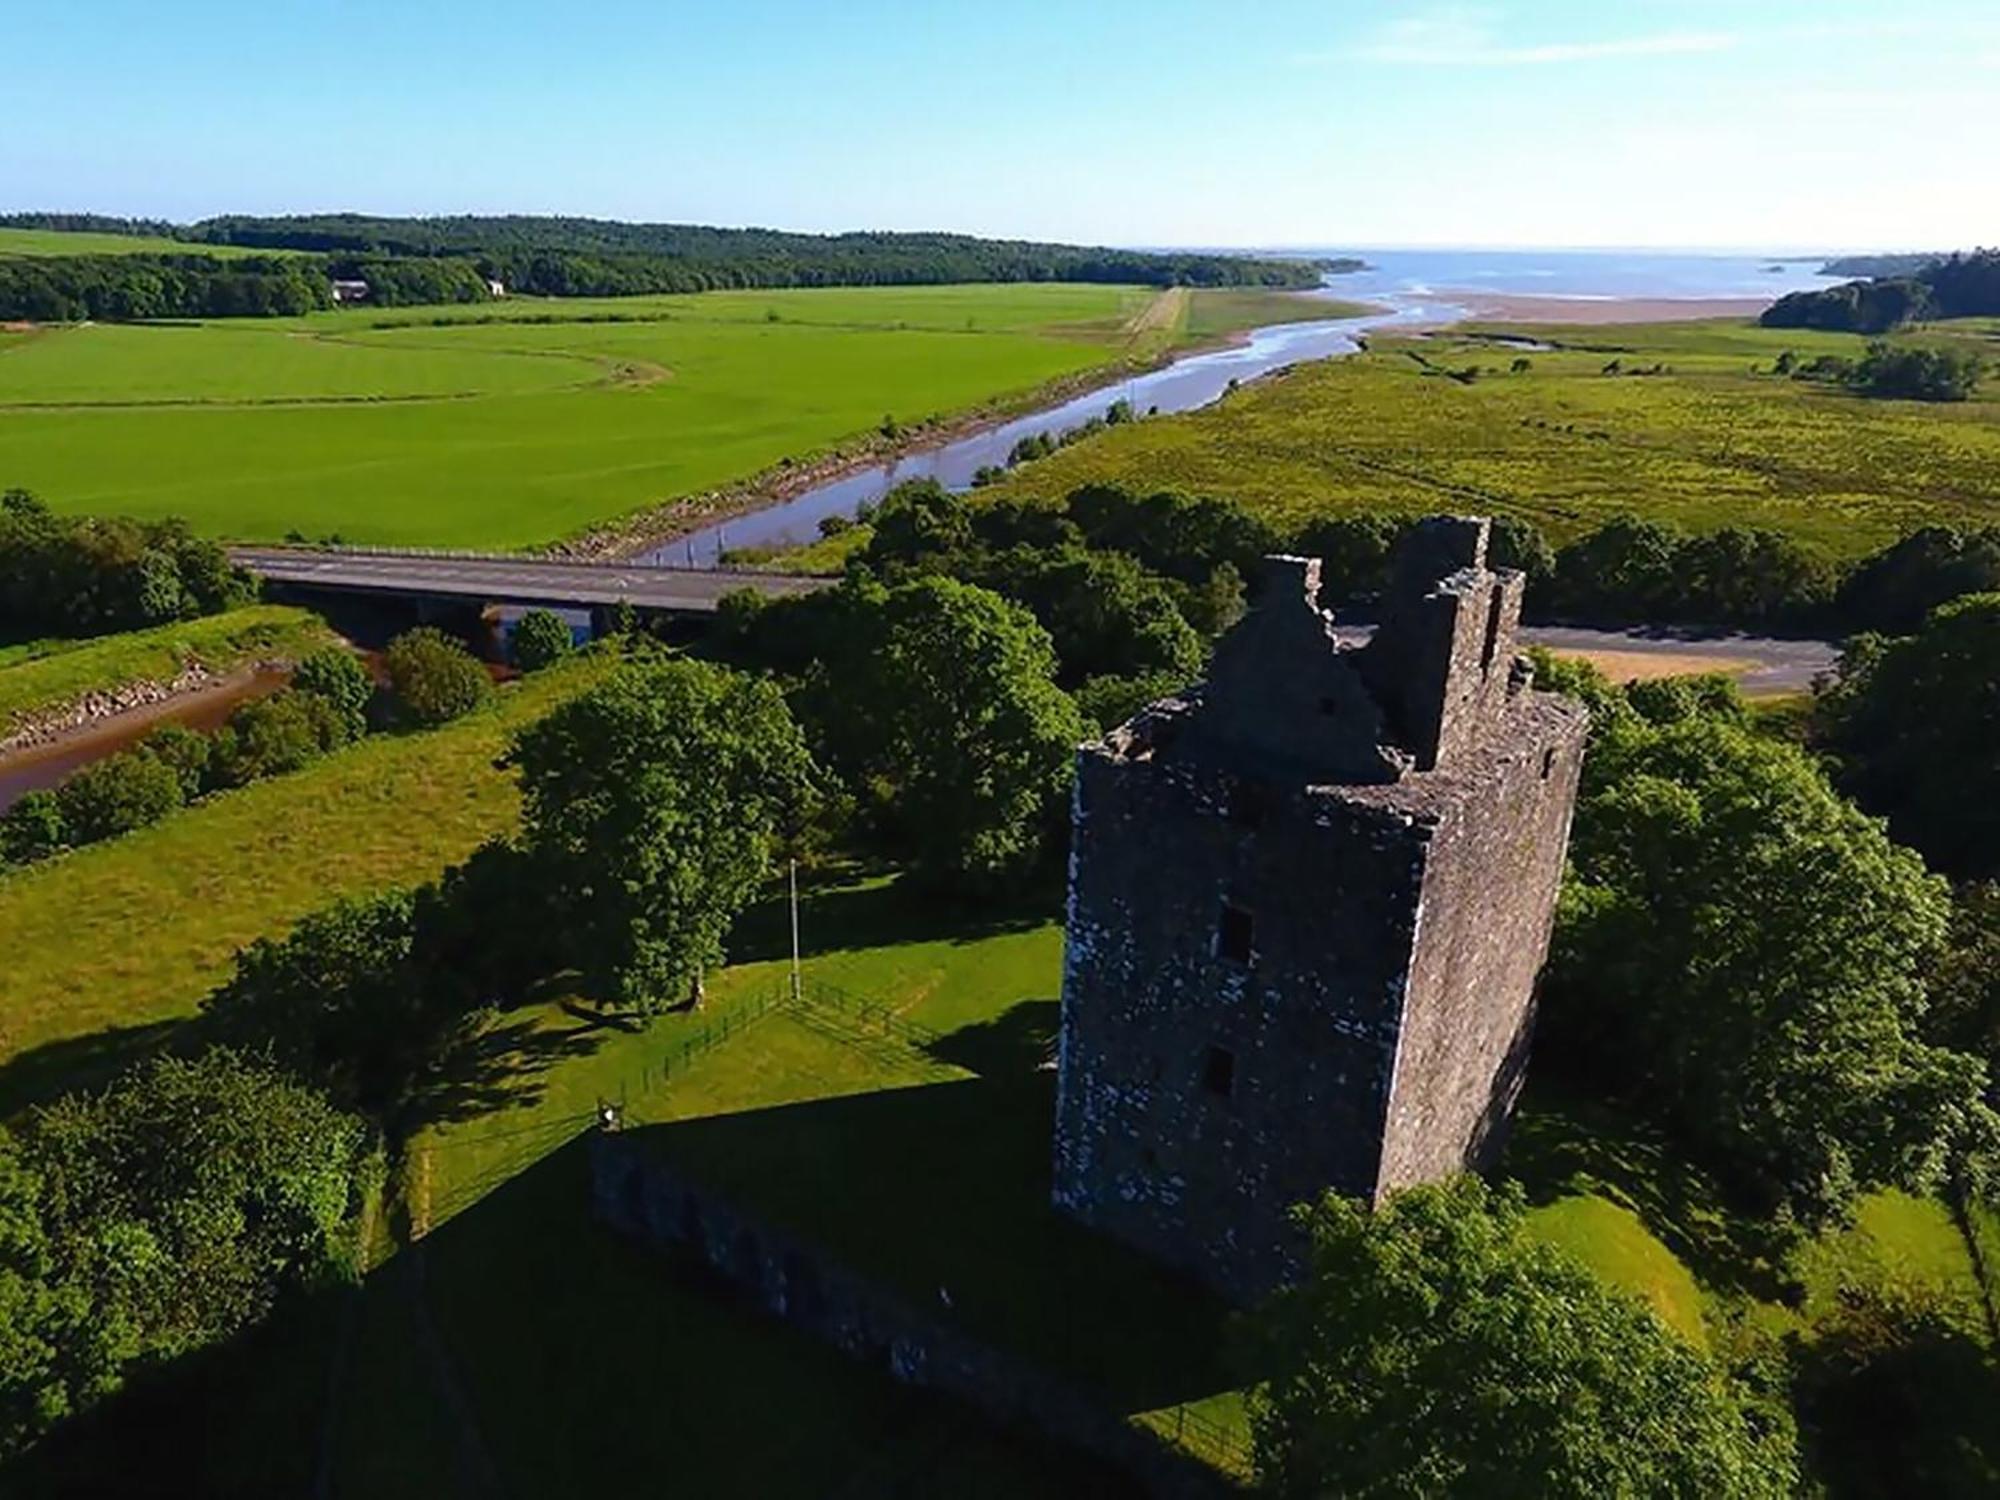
[1203,1045,1236,1098]
[1541,746,1557,780]
[1227,777,1268,828]
[1480,586,1507,672]
[1217,903,1254,964]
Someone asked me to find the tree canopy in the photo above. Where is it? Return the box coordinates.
[797,576,1087,891]
[0,490,254,640]
[1249,1176,1798,1499]
[1,1051,372,1454]
[1544,672,1996,1220]
[1816,593,2000,880]
[509,656,813,1012]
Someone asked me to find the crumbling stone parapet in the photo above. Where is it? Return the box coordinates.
[1052,515,1586,1302]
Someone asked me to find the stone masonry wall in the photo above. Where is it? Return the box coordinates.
[590,1136,1241,1499]
[1372,686,1586,1191]
[1052,720,1431,1299]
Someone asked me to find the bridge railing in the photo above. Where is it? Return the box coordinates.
[228,540,766,577]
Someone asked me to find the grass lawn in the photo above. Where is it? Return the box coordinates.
[0,604,333,733]
[0,283,1318,550]
[977,318,2000,558]
[0,653,611,1112]
[1523,1193,1711,1348]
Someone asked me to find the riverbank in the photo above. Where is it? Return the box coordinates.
[566,292,1384,563]
[0,664,294,814]
[0,605,333,754]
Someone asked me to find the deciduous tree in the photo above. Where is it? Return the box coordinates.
[510,658,813,1013]
[1250,1176,1798,1499]
[384,627,491,727]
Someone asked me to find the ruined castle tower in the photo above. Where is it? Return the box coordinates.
[1050,516,1588,1301]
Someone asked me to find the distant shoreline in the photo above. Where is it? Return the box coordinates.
[1438,290,1774,325]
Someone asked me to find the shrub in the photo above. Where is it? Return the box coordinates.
[53,751,184,844]
[135,723,212,800]
[291,646,375,738]
[0,791,66,866]
[509,609,574,673]
[384,627,491,726]
[1849,342,1983,402]
[209,689,349,787]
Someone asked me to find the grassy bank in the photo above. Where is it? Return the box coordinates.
[0,604,334,734]
[0,283,1335,550]
[974,319,2000,557]
[0,653,610,1107]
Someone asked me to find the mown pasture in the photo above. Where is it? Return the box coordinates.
[0,283,1342,550]
[979,319,2000,558]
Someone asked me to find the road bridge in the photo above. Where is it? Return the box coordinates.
[228,546,829,616]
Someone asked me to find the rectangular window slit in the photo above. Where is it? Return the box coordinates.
[1203,1045,1236,1098]
[1217,903,1254,964]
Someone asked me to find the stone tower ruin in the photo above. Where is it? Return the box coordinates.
[1050,516,1588,1301]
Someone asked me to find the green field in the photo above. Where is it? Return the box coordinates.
[0,283,1341,550]
[0,604,332,733]
[976,318,2000,557]
[0,226,302,258]
[0,654,611,1107]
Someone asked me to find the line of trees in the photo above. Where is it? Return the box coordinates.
[798,478,2000,638]
[0,491,255,640]
[182,214,1324,291]
[0,212,1321,319]
[1763,249,2000,333]
[0,254,334,321]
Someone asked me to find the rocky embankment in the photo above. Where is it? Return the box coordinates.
[1,663,225,757]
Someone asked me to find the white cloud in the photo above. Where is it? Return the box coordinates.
[1318,5,1736,67]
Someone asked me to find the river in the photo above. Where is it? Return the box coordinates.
[641,296,1456,566]
[645,248,1843,566]
[0,666,288,815]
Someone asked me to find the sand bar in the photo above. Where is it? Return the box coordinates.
[1440,291,1775,324]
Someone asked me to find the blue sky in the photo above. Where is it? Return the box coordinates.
[5,0,1996,249]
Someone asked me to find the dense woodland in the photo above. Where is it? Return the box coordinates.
[0,211,1321,320]
[1763,249,2000,333]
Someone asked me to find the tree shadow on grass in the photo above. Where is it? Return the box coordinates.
[0,1020,183,1117]
[1504,1081,1800,1304]
[728,867,1056,966]
[397,1009,616,1136]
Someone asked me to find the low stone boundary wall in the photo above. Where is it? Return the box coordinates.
[590,1134,1246,1498]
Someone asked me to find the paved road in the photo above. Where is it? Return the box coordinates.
[229,547,828,614]
[1333,623,1839,695]
[232,546,1840,690]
